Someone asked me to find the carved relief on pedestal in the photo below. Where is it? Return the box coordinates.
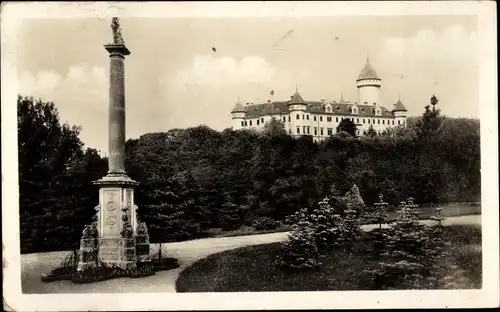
[102,189,121,237]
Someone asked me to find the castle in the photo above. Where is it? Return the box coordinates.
[231,58,408,142]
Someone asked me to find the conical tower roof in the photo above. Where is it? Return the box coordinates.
[357,58,381,81]
[231,99,246,113]
[289,85,306,104]
[392,99,408,112]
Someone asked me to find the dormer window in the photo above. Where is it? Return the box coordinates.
[352,108,358,114]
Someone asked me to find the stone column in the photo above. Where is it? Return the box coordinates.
[105,44,130,176]
[77,19,150,273]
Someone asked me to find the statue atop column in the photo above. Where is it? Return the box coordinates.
[111,17,125,45]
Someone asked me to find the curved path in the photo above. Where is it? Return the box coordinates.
[21,215,480,294]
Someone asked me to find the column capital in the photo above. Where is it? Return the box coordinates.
[104,44,131,56]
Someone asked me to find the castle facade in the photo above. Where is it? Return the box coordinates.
[230,58,408,142]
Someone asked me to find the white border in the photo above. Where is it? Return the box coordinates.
[2,1,498,311]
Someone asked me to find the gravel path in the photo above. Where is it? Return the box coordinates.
[21,214,481,294]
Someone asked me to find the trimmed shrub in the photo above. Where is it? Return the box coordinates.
[252,217,279,230]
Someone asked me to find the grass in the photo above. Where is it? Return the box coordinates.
[176,224,482,292]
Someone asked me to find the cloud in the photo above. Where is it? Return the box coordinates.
[161,55,293,131]
[19,63,107,98]
[381,24,477,72]
[169,54,290,91]
[18,63,109,152]
[18,70,62,95]
[376,24,478,118]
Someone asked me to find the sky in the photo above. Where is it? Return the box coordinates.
[16,15,478,154]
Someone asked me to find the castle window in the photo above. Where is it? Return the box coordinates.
[314,128,318,135]
[336,117,339,122]
[357,118,359,124]
[398,120,400,125]
[283,116,286,122]
[353,108,358,114]
[363,119,365,124]
[314,116,317,121]
[296,114,300,120]
[377,120,380,125]
[320,116,323,122]
[303,126,306,133]
[392,120,394,125]
[320,128,324,135]
[244,121,248,126]
[307,127,310,134]
[302,114,305,120]
[261,118,264,123]
[368,119,370,124]
[363,131,367,135]
[382,120,385,125]
[288,116,291,122]
[327,117,332,122]
[297,127,300,134]
[241,121,244,127]
[306,115,310,120]
[249,120,252,126]
[373,119,375,124]
[403,120,406,125]
[327,128,333,135]
[257,120,260,125]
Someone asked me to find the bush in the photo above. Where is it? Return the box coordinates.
[277,219,321,270]
[252,217,279,230]
[362,198,439,289]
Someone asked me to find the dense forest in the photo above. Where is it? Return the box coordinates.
[18,95,481,253]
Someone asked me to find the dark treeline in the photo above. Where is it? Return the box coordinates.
[18,95,480,253]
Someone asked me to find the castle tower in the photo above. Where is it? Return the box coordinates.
[287,86,307,136]
[392,98,408,126]
[231,98,246,130]
[356,57,382,106]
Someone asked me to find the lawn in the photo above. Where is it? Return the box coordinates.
[176,224,482,292]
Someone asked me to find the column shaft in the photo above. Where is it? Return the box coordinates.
[108,53,126,174]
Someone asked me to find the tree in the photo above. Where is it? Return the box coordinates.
[344,183,366,215]
[18,95,103,253]
[366,125,377,137]
[363,198,436,289]
[336,118,358,137]
[278,215,321,270]
[263,118,287,137]
[416,94,443,141]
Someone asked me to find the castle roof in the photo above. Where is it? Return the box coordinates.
[357,58,381,81]
[289,89,306,104]
[231,100,246,113]
[244,99,394,118]
[392,99,408,112]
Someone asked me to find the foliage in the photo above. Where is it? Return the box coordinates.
[19,93,481,252]
[366,125,377,137]
[252,217,279,230]
[362,198,448,289]
[344,183,366,215]
[278,218,321,270]
[336,118,358,137]
[18,96,107,253]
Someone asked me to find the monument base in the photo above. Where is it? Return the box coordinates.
[76,173,151,271]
